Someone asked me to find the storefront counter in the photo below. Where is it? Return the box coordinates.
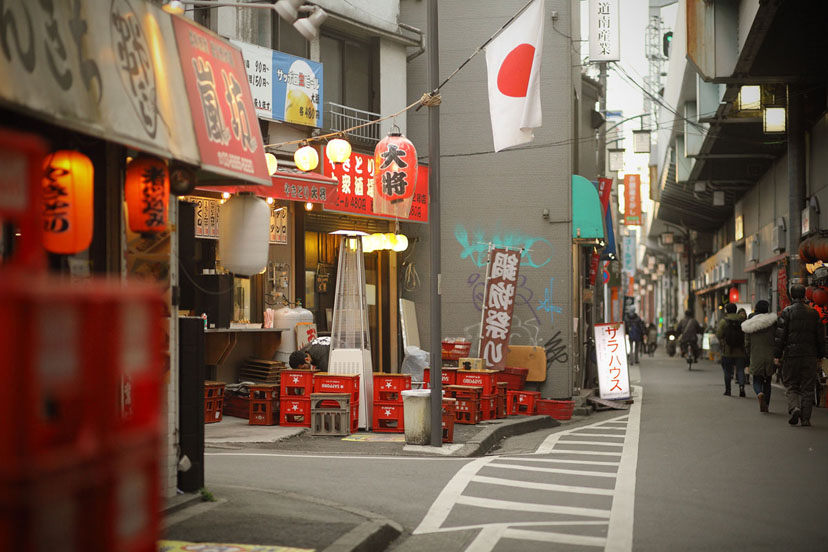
[204,327,289,381]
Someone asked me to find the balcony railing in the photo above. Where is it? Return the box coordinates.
[326,102,381,144]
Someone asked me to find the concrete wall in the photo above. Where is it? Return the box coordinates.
[379,38,409,135]
[401,0,579,397]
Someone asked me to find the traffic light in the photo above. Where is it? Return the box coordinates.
[663,31,673,57]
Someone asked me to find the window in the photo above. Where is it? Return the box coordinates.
[274,17,308,58]
[320,33,376,126]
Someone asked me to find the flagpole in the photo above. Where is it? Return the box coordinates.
[427,0,443,447]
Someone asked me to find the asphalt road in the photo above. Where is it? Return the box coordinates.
[168,349,828,551]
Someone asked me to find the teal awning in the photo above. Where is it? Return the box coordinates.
[572,175,605,240]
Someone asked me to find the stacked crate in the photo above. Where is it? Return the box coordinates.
[204,381,225,424]
[310,393,351,436]
[423,366,458,388]
[507,390,541,415]
[444,385,483,424]
[372,373,411,433]
[279,369,315,427]
[495,382,509,418]
[441,397,457,443]
[455,370,498,421]
[249,384,279,426]
[496,366,528,391]
[313,373,360,433]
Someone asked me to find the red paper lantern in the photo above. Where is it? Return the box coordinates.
[806,286,815,301]
[813,287,828,306]
[728,286,740,304]
[42,150,94,254]
[125,156,169,233]
[374,132,417,203]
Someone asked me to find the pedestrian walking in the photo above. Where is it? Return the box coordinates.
[741,300,777,412]
[773,284,825,427]
[625,309,646,365]
[717,303,747,396]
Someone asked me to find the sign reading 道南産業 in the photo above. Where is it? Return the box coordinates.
[588,0,620,62]
[594,322,631,400]
[478,247,522,370]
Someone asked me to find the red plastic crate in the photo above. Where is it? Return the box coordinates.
[204,381,225,399]
[441,398,456,443]
[507,390,540,415]
[444,384,483,401]
[536,399,575,420]
[280,370,315,397]
[480,394,498,421]
[204,397,224,424]
[313,373,360,405]
[495,393,507,419]
[496,366,528,391]
[454,398,482,424]
[223,394,250,419]
[249,399,279,426]
[424,367,457,387]
[280,397,311,427]
[372,401,405,433]
[456,370,499,395]
[441,340,471,360]
[250,384,279,401]
[373,373,411,402]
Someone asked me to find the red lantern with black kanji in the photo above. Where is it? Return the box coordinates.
[42,150,94,255]
[728,286,740,304]
[374,132,417,203]
[125,156,169,233]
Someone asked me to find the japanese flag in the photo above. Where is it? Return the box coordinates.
[485,0,545,152]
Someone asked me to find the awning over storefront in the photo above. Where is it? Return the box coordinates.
[198,170,338,204]
[0,3,270,187]
[694,279,747,296]
[0,1,200,165]
[572,175,604,240]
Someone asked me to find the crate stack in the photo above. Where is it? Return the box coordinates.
[455,370,499,421]
[372,373,411,433]
[249,384,279,426]
[444,385,483,424]
[204,381,225,424]
[496,366,528,391]
[312,373,360,433]
[441,398,457,443]
[423,366,457,388]
[0,274,165,552]
[507,390,541,415]
[279,369,315,427]
[496,382,509,418]
[441,338,471,366]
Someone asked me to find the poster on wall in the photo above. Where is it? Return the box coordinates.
[269,205,287,244]
[230,40,275,120]
[272,52,323,128]
[185,197,220,239]
[478,247,522,370]
[594,322,631,400]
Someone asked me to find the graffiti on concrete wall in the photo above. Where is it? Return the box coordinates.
[454,224,553,268]
[544,330,569,365]
[537,276,563,324]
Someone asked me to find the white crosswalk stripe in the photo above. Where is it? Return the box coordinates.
[413,385,642,552]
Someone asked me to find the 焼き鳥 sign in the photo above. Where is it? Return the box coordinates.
[594,322,631,400]
[478,247,522,370]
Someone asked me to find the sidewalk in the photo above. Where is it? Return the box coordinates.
[162,409,573,551]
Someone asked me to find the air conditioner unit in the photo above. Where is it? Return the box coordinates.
[746,236,759,263]
[771,218,786,253]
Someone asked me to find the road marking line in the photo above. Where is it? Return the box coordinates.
[536,416,628,455]
[558,437,625,444]
[429,520,609,532]
[465,525,504,552]
[503,527,606,547]
[205,452,474,461]
[455,495,611,518]
[493,457,620,466]
[566,432,627,438]
[472,474,615,496]
[545,450,623,457]
[413,457,494,534]
[605,385,642,552]
[486,463,617,478]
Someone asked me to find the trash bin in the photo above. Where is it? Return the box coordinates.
[402,389,432,445]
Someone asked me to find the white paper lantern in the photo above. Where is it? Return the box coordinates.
[219,192,270,276]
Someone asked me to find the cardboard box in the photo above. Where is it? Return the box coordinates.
[458,357,485,371]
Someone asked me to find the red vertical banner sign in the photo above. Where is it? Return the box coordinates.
[623,174,641,225]
[478,247,522,370]
[172,17,271,186]
[589,177,614,286]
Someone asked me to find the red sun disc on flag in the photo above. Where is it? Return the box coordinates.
[497,43,535,98]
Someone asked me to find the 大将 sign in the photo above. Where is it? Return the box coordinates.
[322,150,429,222]
[173,17,270,186]
[478,247,522,370]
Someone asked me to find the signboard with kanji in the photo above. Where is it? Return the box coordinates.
[594,322,631,400]
[589,0,620,62]
[172,17,270,186]
[231,40,275,120]
[478,247,522,370]
[185,197,220,239]
[273,52,323,128]
[322,151,429,222]
[624,174,641,225]
[270,205,287,244]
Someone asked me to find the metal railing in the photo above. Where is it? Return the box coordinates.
[326,102,381,143]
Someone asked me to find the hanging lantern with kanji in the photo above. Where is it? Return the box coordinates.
[728,286,740,303]
[125,156,169,233]
[42,150,94,255]
[375,132,417,203]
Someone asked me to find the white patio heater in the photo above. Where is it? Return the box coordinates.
[328,230,373,429]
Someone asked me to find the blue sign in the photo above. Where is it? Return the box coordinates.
[272,51,323,128]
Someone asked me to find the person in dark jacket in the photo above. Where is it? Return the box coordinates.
[717,303,748,396]
[774,284,825,426]
[625,310,646,365]
[742,300,777,412]
[676,310,702,360]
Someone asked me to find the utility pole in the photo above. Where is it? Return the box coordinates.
[598,62,607,176]
[788,82,805,284]
[427,0,442,447]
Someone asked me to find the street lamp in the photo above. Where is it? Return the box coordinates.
[162,1,328,40]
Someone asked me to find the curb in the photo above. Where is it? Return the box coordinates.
[322,520,402,552]
[162,492,203,515]
[455,415,560,457]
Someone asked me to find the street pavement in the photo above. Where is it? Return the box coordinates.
[163,349,828,551]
